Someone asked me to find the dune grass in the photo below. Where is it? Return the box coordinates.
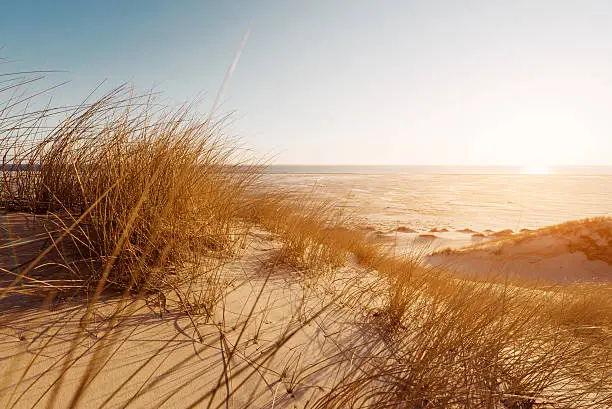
[448,217,612,264]
[2,85,261,296]
[0,72,611,408]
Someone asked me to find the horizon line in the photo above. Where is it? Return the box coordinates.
[267,164,612,167]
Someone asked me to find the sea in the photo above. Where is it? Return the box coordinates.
[263,165,612,234]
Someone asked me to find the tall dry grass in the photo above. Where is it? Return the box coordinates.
[314,260,611,408]
[0,73,274,407]
[242,185,611,407]
[246,192,357,271]
[2,85,259,296]
[0,70,610,408]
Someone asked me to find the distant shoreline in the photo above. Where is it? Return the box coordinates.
[265,165,612,175]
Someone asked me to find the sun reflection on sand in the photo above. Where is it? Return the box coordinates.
[521,165,551,174]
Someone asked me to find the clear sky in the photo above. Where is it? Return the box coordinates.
[1,1,611,166]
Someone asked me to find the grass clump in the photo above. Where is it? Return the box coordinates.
[2,85,259,295]
[246,192,360,272]
[315,258,612,408]
[457,217,612,265]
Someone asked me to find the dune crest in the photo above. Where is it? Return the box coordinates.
[429,218,612,283]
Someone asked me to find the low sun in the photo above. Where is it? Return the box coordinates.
[520,165,551,175]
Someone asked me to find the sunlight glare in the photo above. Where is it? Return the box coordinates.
[521,165,551,174]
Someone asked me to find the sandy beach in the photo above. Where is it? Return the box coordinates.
[3,5,612,402]
[262,172,612,234]
[1,188,611,407]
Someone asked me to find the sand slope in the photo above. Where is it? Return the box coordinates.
[0,225,380,409]
[2,214,611,407]
[427,218,612,283]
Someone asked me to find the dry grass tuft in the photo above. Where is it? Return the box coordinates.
[246,192,366,272]
[454,217,612,265]
[314,255,612,408]
[2,86,259,296]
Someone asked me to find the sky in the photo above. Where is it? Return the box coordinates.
[1,0,611,166]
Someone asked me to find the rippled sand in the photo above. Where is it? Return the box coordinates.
[263,173,612,251]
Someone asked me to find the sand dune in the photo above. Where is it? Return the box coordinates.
[0,227,378,409]
[427,218,612,283]
[2,213,611,407]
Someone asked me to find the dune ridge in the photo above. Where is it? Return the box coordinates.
[429,217,612,283]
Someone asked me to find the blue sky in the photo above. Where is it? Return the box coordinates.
[2,1,611,165]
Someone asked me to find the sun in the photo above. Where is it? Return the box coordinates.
[520,165,551,175]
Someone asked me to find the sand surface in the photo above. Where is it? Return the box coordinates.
[263,173,612,249]
[261,173,612,283]
[0,218,383,408]
[1,213,611,407]
[426,219,612,283]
